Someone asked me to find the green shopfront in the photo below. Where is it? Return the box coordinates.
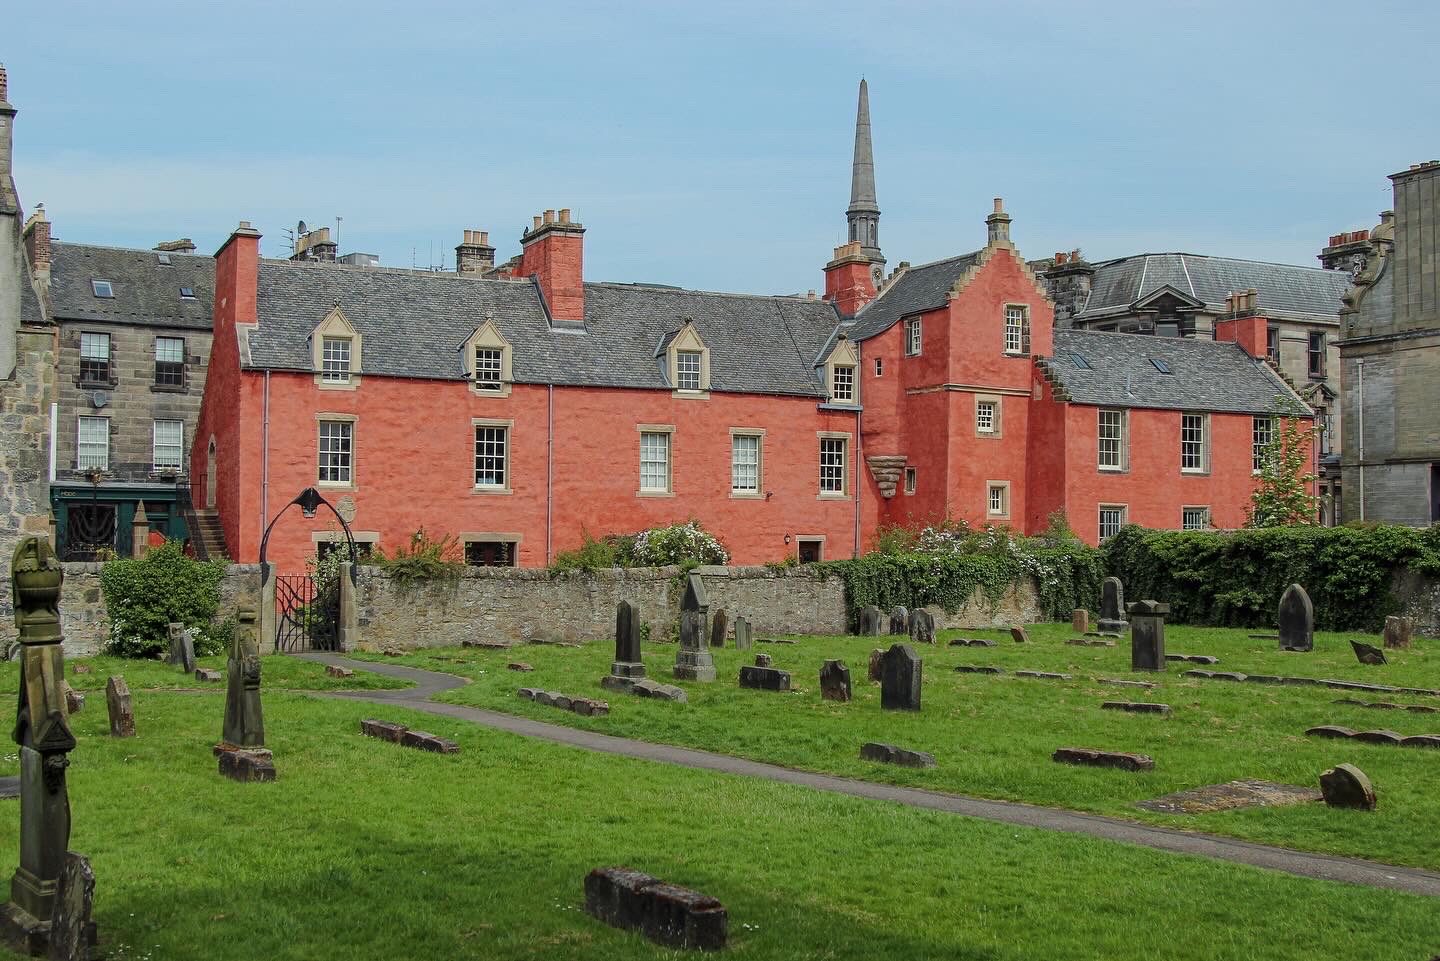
[50,481,191,561]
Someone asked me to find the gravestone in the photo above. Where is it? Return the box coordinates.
[1127,600,1168,672]
[105,676,135,738]
[1319,763,1375,810]
[1277,584,1314,652]
[1383,615,1414,650]
[1072,609,1089,633]
[1097,577,1128,633]
[62,684,83,715]
[1,537,81,943]
[1009,626,1029,644]
[1350,640,1387,666]
[221,606,265,749]
[880,643,922,711]
[177,629,197,675]
[888,607,909,635]
[46,852,96,961]
[908,609,935,645]
[738,666,791,691]
[584,867,728,951]
[867,649,884,683]
[709,609,728,648]
[860,742,935,768]
[165,622,186,665]
[673,574,716,682]
[819,660,852,702]
[859,606,884,637]
[754,653,772,668]
[611,601,646,679]
[733,617,753,651]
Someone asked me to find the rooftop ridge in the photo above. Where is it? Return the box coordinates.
[587,280,835,304]
[53,240,213,261]
[1093,251,1352,276]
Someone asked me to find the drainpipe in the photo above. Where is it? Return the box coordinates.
[546,384,554,565]
[854,407,861,558]
[1356,359,1364,522]
[261,369,271,547]
[48,402,57,482]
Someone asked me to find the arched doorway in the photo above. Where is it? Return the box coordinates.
[205,437,217,509]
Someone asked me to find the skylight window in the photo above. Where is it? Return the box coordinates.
[179,287,196,300]
[1070,352,1092,370]
[91,280,114,298]
[1150,358,1173,375]
[157,253,171,265]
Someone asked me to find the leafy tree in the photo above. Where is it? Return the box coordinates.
[1248,414,1319,527]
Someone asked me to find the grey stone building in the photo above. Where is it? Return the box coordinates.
[23,216,215,559]
[1338,161,1440,525]
[1042,250,1352,520]
[0,64,58,645]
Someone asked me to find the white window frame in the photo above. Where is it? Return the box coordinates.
[152,419,184,471]
[1003,304,1031,355]
[154,336,185,388]
[874,357,884,377]
[77,416,110,471]
[473,346,503,391]
[1181,413,1209,474]
[905,317,922,356]
[79,332,111,383]
[638,427,674,495]
[831,364,856,403]
[1252,415,1275,474]
[730,430,763,498]
[1182,506,1210,531]
[676,350,703,392]
[1098,408,1128,471]
[986,481,1011,519]
[472,422,510,491]
[976,398,998,436]
[317,419,354,486]
[321,336,352,384]
[904,467,916,495]
[818,433,849,498]
[1099,504,1127,543]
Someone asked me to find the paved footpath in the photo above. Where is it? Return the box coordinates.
[297,652,1440,898]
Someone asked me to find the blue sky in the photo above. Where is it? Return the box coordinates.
[6,1,1436,293]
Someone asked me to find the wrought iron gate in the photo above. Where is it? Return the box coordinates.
[63,505,117,561]
[274,573,341,653]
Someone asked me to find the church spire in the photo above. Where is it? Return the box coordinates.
[846,79,884,272]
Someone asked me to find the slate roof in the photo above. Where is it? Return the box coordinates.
[1074,253,1350,322]
[246,260,844,397]
[1046,329,1309,416]
[49,242,214,330]
[847,251,982,340]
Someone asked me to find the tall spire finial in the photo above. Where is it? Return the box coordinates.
[846,79,884,272]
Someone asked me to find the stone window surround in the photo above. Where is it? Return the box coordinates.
[1180,412,1210,475]
[667,321,711,399]
[1098,408,1129,472]
[729,427,765,500]
[986,480,1011,519]
[794,534,826,562]
[904,316,922,357]
[1003,303,1031,356]
[817,430,852,500]
[315,412,358,491]
[311,307,362,390]
[153,334,188,392]
[152,419,184,472]
[1099,503,1128,542]
[904,466,916,495]
[1181,506,1211,531]
[459,531,524,567]
[975,394,1003,438]
[311,529,380,555]
[463,318,514,397]
[76,414,111,471]
[636,424,675,497]
[471,417,514,495]
[874,357,884,377]
[77,330,114,386]
[823,335,860,407]
[1252,414,1276,475]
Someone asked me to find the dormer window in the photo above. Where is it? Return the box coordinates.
[831,364,855,403]
[462,317,514,396]
[91,280,114,299]
[1004,304,1031,355]
[821,334,860,407]
[311,306,362,390]
[676,350,703,391]
[474,347,503,390]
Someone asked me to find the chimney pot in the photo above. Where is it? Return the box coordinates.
[1070,249,1081,260]
[532,216,542,231]
[239,221,252,230]
[1055,252,1066,264]
[559,208,571,224]
[0,63,8,103]
[543,209,555,225]
[480,231,489,245]
[993,197,1004,213]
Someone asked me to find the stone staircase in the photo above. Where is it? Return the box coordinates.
[189,509,229,562]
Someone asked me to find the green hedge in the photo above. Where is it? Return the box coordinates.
[817,542,1104,628]
[100,541,229,658]
[1103,524,1440,631]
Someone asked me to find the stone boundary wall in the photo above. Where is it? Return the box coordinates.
[1393,570,1440,637]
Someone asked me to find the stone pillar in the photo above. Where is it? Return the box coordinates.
[257,564,277,656]
[1127,600,1168,672]
[335,562,358,652]
[130,503,149,558]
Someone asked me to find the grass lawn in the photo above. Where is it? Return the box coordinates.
[354,624,1440,870]
[0,688,1437,960]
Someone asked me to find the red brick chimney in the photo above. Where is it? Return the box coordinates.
[22,204,50,288]
[1215,289,1267,359]
[519,208,585,322]
[214,220,262,328]
[824,240,878,317]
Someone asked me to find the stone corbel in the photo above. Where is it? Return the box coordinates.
[866,455,907,499]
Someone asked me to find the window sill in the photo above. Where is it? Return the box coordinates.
[671,390,710,400]
[317,482,357,492]
[471,383,513,398]
[76,381,115,391]
[150,384,189,394]
[818,402,863,413]
[988,513,1011,521]
[636,490,675,498]
[471,486,513,496]
[1308,373,1328,381]
[1002,351,1030,358]
[1098,466,1127,474]
[817,492,851,502]
[729,491,764,500]
[977,431,1001,439]
[1180,470,1210,477]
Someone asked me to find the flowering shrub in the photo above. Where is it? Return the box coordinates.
[551,521,728,571]
[100,540,228,658]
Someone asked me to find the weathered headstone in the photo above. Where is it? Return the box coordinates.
[105,676,135,738]
[819,660,852,702]
[165,622,186,665]
[611,600,646,679]
[709,609,728,648]
[218,747,277,782]
[754,652,772,668]
[1072,609,1090,633]
[46,852,97,961]
[584,867,727,951]
[1,537,80,941]
[888,607,909,635]
[1097,577,1128,633]
[1277,583,1314,652]
[326,665,355,679]
[860,742,935,768]
[673,574,716,682]
[194,668,222,682]
[177,628,197,674]
[1053,747,1154,771]
[909,609,935,645]
[1383,615,1414,650]
[221,606,265,750]
[61,684,83,715]
[738,666,791,691]
[1351,640,1387,666]
[1009,626,1029,644]
[733,617,753,651]
[867,648,884,682]
[1319,763,1376,810]
[880,643,922,711]
[1127,599,1168,672]
[859,605,884,636]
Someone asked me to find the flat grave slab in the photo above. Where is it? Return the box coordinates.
[1067,638,1115,647]
[757,637,797,645]
[600,676,688,702]
[1136,779,1321,815]
[1182,670,1247,682]
[0,776,18,800]
[1053,747,1154,771]
[738,665,792,692]
[1334,698,1440,714]
[954,665,1004,675]
[1165,654,1218,665]
[1304,725,1439,749]
[1098,678,1156,690]
[860,741,936,768]
[1016,670,1073,680]
[948,638,996,648]
[1101,701,1172,715]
